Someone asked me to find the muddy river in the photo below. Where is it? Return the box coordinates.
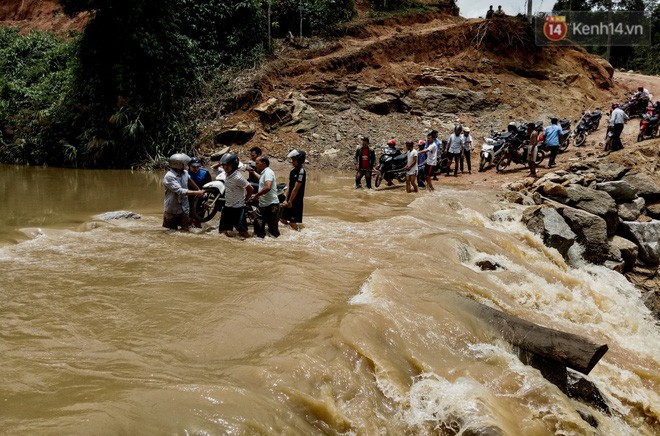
[0,164,658,435]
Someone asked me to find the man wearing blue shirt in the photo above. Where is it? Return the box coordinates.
[544,118,562,168]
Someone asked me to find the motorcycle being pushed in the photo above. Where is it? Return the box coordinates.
[558,118,572,152]
[192,164,287,224]
[637,105,660,142]
[375,147,407,188]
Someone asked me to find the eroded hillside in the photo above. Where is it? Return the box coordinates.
[202,12,627,169]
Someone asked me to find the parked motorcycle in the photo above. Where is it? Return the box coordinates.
[637,110,660,142]
[574,110,602,146]
[374,147,407,188]
[192,165,287,223]
[478,131,506,172]
[496,140,533,173]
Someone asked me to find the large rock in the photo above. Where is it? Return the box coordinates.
[617,197,645,222]
[254,98,319,133]
[96,211,142,220]
[215,122,256,145]
[593,163,628,181]
[647,202,660,219]
[595,181,637,203]
[621,173,660,201]
[356,88,408,115]
[557,206,609,263]
[541,182,568,197]
[523,206,576,259]
[619,220,660,265]
[552,184,618,236]
[413,86,486,115]
[610,236,639,271]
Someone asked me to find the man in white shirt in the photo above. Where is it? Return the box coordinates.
[218,153,253,238]
[609,102,629,151]
[403,141,418,193]
[419,131,438,191]
[447,127,463,177]
[460,127,473,174]
[251,156,280,238]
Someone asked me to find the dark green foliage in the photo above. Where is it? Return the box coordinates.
[270,0,356,37]
[0,0,356,167]
[0,27,80,166]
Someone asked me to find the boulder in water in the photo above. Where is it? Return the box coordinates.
[96,211,142,220]
[522,206,576,259]
[619,220,660,265]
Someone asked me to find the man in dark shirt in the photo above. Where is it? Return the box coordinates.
[281,149,307,231]
[486,5,494,19]
[354,136,376,189]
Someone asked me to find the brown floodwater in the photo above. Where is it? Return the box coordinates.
[0,164,658,435]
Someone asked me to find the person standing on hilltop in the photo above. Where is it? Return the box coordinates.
[609,102,629,152]
[493,5,506,17]
[544,118,562,168]
[486,5,494,19]
[354,136,376,189]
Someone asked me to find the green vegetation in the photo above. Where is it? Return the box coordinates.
[552,0,660,75]
[0,0,356,168]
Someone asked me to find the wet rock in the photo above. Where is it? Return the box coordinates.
[610,236,638,271]
[463,426,504,436]
[576,407,599,428]
[617,197,645,222]
[567,371,610,414]
[523,206,576,259]
[604,260,625,273]
[619,220,660,265]
[255,98,319,133]
[557,206,609,264]
[595,181,637,203]
[490,210,516,222]
[476,260,503,271]
[621,173,660,201]
[555,184,618,237]
[96,211,142,220]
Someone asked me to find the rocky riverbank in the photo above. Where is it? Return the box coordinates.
[500,146,660,319]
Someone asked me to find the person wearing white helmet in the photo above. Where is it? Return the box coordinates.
[281,149,307,230]
[460,127,473,174]
[162,153,204,231]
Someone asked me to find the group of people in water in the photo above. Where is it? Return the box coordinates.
[162,146,307,238]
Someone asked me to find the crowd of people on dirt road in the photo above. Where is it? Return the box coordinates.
[354,83,657,192]
[162,147,307,238]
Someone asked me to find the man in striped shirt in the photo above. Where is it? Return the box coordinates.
[218,153,253,238]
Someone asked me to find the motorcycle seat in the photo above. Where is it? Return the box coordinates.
[592,111,601,117]
[392,154,407,165]
[560,119,570,128]
[500,131,513,139]
[650,116,659,123]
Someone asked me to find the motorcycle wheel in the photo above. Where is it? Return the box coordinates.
[535,150,545,165]
[192,188,223,222]
[479,156,486,172]
[559,137,570,152]
[574,132,586,147]
[496,156,511,173]
[374,172,383,188]
[637,131,644,142]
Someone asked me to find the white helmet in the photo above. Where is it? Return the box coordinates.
[169,153,190,170]
[463,127,470,133]
[287,149,306,162]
